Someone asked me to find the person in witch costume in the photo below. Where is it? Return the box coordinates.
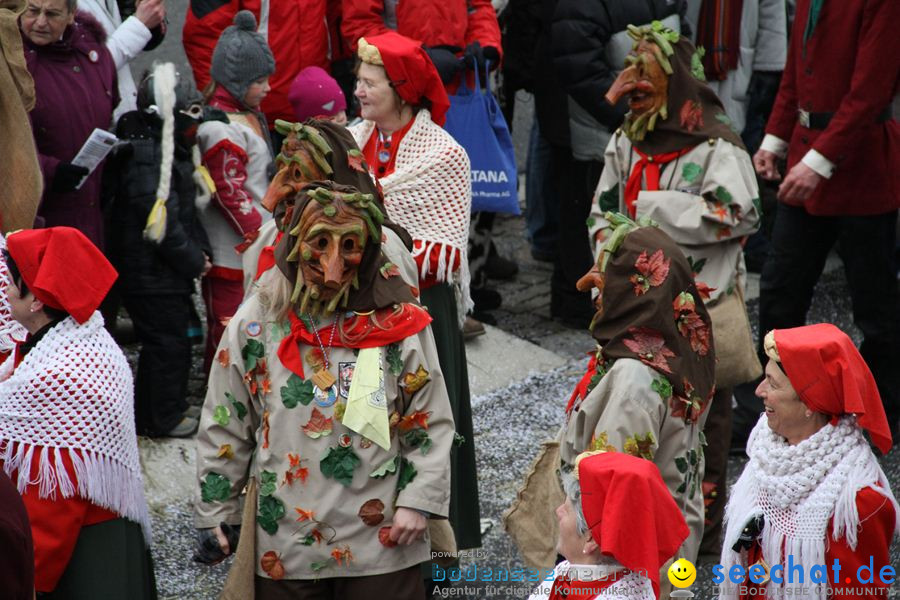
[193,179,454,599]
[241,118,419,298]
[528,451,689,600]
[561,216,716,575]
[719,324,898,600]
[0,227,155,599]
[589,22,761,558]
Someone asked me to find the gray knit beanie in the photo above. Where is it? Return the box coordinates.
[210,11,276,106]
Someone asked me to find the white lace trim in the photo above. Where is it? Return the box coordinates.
[0,313,151,541]
[719,416,899,600]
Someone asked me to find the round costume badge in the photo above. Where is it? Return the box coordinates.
[314,384,338,407]
[377,149,391,163]
[338,434,352,447]
[246,321,262,337]
[88,50,99,63]
[359,437,373,449]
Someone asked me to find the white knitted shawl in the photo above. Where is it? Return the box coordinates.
[720,416,899,600]
[349,110,473,320]
[0,235,27,352]
[0,312,151,541]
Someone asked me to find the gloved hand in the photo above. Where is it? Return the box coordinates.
[463,41,501,73]
[51,163,89,193]
[193,522,240,565]
[424,45,462,85]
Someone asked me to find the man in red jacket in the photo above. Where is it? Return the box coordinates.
[753,0,900,436]
[183,0,333,126]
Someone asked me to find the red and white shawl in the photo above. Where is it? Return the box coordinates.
[350,109,473,320]
[0,312,151,540]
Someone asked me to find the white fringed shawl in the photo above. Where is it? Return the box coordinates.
[0,312,151,541]
[720,416,899,600]
[349,110,473,323]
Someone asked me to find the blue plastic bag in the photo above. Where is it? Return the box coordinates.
[443,61,519,214]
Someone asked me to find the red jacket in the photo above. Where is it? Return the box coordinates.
[341,0,501,55]
[765,0,899,216]
[183,0,331,125]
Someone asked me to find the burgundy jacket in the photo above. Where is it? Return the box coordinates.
[765,0,899,216]
[24,11,118,247]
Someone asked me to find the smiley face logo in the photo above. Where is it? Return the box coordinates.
[667,558,696,588]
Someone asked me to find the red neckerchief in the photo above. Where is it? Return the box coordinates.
[624,146,695,217]
[277,303,432,377]
[362,119,415,180]
[566,353,600,415]
[548,571,623,600]
[255,231,285,281]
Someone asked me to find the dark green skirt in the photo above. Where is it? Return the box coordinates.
[420,283,481,550]
[41,518,157,600]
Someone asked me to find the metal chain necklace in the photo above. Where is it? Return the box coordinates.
[307,314,339,407]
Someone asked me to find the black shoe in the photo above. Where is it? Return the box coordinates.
[471,287,502,312]
[485,252,519,280]
[471,310,497,326]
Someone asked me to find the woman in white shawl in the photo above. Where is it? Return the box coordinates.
[720,323,898,600]
[0,227,154,598]
[348,31,481,557]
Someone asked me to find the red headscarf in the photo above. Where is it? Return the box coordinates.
[359,32,450,126]
[774,323,893,455]
[577,452,688,598]
[6,227,117,324]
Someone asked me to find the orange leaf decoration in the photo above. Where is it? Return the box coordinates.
[694,281,715,301]
[358,499,385,526]
[217,444,234,460]
[378,526,398,548]
[629,249,670,296]
[260,550,285,580]
[398,411,431,432]
[347,149,366,173]
[680,99,704,132]
[331,545,353,566]
[284,453,309,486]
[217,349,230,367]
[301,408,333,439]
[400,366,431,394]
[256,358,268,377]
[295,506,316,522]
[261,378,272,395]
[262,410,270,449]
[309,528,324,544]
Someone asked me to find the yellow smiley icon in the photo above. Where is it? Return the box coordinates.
[667,558,697,588]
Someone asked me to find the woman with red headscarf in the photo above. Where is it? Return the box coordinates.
[348,31,481,558]
[0,227,155,598]
[720,324,899,600]
[528,451,689,600]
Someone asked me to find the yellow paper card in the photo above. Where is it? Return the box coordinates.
[342,347,390,450]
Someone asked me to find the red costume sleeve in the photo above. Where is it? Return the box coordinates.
[412,240,461,290]
[464,0,502,59]
[202,139,263,240]
[809,0,900,164]
[341,0,389,51]
[825,486,896,599]
[183,0,239,93]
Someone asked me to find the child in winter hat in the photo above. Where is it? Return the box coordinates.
[287,66,347,124]
[209,10,275,110]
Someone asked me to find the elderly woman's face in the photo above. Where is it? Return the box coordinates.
[756,359,822,444]
[21,0,74,46]
[355,62,401,123]
[555,498,589,562]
